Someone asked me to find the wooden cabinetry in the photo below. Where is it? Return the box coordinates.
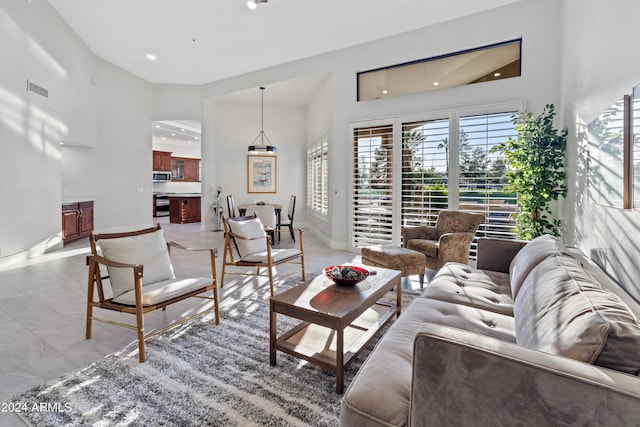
[169,196,201,224]
[171,157,200,182]
[62,201,94,243]
[153,150,172,171]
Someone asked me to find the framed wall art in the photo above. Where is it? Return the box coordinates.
[247,155,277,193]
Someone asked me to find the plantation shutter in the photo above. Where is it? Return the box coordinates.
[307,137,328,214]
[458,111,519,256]
[401,118,450,230]
[352,124,394,248]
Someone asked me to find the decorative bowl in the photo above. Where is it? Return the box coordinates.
[324,265,370,286]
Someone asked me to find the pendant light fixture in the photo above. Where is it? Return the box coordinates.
[247,86,277,155]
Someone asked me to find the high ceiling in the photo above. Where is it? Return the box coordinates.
[48,0,521,86]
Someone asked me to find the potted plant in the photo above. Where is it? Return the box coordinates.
[492,104,567,240]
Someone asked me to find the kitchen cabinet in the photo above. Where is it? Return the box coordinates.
[169,195,201,224]
[171,157,200,182]
[153,150,172,171]
[62,201,94,243]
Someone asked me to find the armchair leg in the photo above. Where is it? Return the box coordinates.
[268,267,275,296]
[86,264,96,340]
[136,313,146,363]
[213,284,220,325]
[86,305,93,339]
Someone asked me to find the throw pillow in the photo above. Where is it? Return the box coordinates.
[98,228,175,299]
[228,217,267,257]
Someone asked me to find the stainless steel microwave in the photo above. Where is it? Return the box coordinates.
[153,171,171,182]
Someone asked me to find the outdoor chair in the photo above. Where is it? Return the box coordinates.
[86,224,220,362]
[221,214,305,296]
[402,209,485,271]
[277,195,297,242]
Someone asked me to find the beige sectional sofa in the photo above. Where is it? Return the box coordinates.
[341,235,640,426]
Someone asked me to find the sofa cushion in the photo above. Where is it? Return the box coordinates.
[509,234,571,300]
[98,228,175,299]
[113,277,212,306]
[423,263,514,316]
[514,254,640,374]
[341,297,515,427]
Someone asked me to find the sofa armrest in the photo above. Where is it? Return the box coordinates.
[401,225,438,246]
[475,237,527,273]
[409,323,640,427]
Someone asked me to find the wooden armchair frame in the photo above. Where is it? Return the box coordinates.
[220,214,305,296]
[86,224,220,362]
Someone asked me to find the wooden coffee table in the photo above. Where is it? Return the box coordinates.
[269,266,401,393]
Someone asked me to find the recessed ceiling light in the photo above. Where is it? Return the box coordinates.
[433,82,440,86]
[382,90,388,95]
[146,54,156,61]
[171,133,176,136]
[494,72,501,77]
[247,0,267,9]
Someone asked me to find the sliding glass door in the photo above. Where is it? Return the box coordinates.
[350,103,522,254]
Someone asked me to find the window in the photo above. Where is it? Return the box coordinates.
[350,103,522,254]
[458,112,519,255]
[357,39,521,101]
[401,118,450,227]
[352,124,394,247]
[307,136,328,215]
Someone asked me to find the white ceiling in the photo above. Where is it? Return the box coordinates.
[47,0,521,86]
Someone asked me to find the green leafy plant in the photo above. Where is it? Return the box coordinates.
[492,104,567,240]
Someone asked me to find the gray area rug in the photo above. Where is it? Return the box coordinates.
[14,274,419,426]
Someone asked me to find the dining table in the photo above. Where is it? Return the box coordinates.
[238,203,283,225]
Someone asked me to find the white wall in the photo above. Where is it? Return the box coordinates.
[560,0,640,301]
[201,100,306,229]
[63,56,153,232]
[305,76,332,241]
[152,84,202,121]
[201,0,562,248]
[1,0,154,264]
[0,0,95,259]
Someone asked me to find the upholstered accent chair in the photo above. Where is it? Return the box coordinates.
[402,210,485,271]
[221,214,305,296]
[86,224,220,362]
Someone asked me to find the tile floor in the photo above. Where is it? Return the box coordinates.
[0,219,425,426]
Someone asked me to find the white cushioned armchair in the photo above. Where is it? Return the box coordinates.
[86,224,220,362]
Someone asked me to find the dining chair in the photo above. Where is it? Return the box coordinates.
[278,195,296,242]
[227,195,238,218]
[245,204,277,245]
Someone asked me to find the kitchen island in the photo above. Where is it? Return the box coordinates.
[169,194,201,224]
